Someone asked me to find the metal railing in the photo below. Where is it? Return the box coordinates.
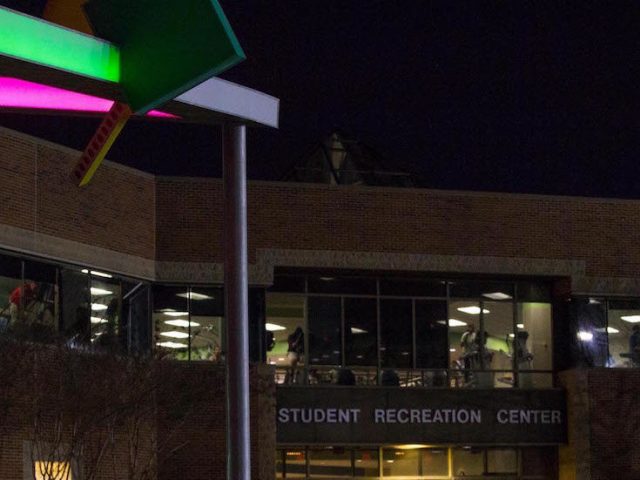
[274,365,554,389]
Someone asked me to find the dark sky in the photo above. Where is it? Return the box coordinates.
[2,1,640,198]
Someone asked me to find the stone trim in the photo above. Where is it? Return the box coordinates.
[0,224,155,280]
[571,275,640,297]
[252,248,586,285]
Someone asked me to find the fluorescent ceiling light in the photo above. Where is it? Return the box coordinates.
[448,319,467,327]
[160,331,189,339]
[351,327,368,334]
[91,316,107,324]
[508,333,515,338]
[81,269,112,278]
[266,322,286,331]
[176,291,213,300]
[90,287,113,296]
[163,311,189,317]
[156,341,187,349]
[595,327,620,334]
[577,331,593,342]
[482,292,512,300]
[164,319,200,328]
[449,348,456,352]
[91,303,108,311]
[319,277,334,281]
[588,298,601,305]
[457,306,489,315]
[277,357,285,361]
[621,315,640,323]
[394,444,430,450]
[517,323,525,329]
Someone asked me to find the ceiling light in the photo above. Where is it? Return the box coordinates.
[351,327,368,334]
[577,331,593,342]
[90,316,107,324]
[163,311,189,317]
[448,319,467,327]
[164,319,200,328]
[160,331,189,339]
[508,333,515,338]
[278,357,285,361]
[482,292,512,300]
[588,298,601,304]
[449,348,456,352]
[91,303,108,311]
[81,269,112,278]
[319,277,334,281]
[266,322,286,331]
[595,327,620,334]
[517,323,525,329]
[457,306,490,315]
[621,315,640,323]
[90,287,113,296]
[156,341,187,349]
[176,292,213,300]
[394,444,430,450]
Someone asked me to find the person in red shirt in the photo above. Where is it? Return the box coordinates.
[8,282,37,323]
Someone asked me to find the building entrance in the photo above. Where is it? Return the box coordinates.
[276,445,556,479]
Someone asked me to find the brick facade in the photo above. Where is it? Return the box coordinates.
[558,369,640,480]
[2,128,640,282]
[0,341,275,480]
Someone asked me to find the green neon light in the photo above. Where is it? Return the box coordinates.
[0,7,120,82]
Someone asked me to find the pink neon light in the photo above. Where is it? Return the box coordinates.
[0,77,178,118]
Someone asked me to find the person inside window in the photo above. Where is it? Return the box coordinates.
[285,327,304,384]
[629,325,640,366]
[460,324,479,384]
[8,282,38,325]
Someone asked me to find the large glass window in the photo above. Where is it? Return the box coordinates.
[90,274,121,349]
[344,297,377,366]
[152,285,225,361]
[415,300,448,369]
[570,297,608,367]
[153,286,190,359]
[188,287,223,361]
[309,447,352,479]
[308,297,341,366]
[277,446,554,479]
[0,255,28,333]
[382,448,420,476]
[380,299,412,368]
[517,282,553,387]
[608,299,640,368]
[270,273,554,387]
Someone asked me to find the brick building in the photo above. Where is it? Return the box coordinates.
[0,125,638,479]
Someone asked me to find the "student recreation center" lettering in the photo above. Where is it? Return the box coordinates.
[277,408,563,425]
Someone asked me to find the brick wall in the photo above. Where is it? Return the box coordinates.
[0,341,275,480]
[4,128,640,280]
[156,178,640,279]
[156,362,275,480]
[558,368,640,480]
[0,129,155,260]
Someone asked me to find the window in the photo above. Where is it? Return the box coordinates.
[380,299,412,368]
[308,297,341,366]
[34,461,72,480]
[153,286,225,361]
[345,298,377,366]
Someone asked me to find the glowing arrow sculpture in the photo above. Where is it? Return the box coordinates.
[0,1,245,186]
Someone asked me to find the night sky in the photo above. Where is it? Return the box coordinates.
[2,1,640,198]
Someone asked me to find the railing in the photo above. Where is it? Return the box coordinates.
[274,365,554,389]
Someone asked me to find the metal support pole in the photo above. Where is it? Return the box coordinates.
[223,123,250,480]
